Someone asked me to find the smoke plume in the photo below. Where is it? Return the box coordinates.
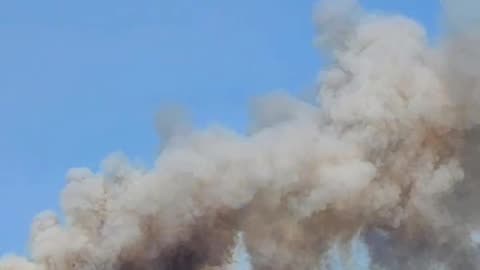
[3,0,480,269]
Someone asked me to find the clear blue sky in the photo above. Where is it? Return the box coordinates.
[0,0,439,257]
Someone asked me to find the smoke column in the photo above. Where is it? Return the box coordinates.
[2,0,480,269]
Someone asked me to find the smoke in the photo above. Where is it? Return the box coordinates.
[2,0,480,269]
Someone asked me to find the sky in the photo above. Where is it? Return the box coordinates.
[0,0,440,260]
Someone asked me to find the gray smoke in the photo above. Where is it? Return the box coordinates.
[2,1,480,269]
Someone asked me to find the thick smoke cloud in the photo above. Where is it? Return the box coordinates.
[2,1,480,269]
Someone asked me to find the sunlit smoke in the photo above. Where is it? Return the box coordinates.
[2,1,480,270]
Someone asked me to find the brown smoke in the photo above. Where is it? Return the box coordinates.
[2,1,480,269]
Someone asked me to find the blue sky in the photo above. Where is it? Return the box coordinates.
[0,0,440,258]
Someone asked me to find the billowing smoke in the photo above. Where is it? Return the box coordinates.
[2,0,480,269]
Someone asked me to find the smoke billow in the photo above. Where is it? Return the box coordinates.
[3,1,480,269]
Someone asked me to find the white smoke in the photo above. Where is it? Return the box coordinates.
[2,1,480,269]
